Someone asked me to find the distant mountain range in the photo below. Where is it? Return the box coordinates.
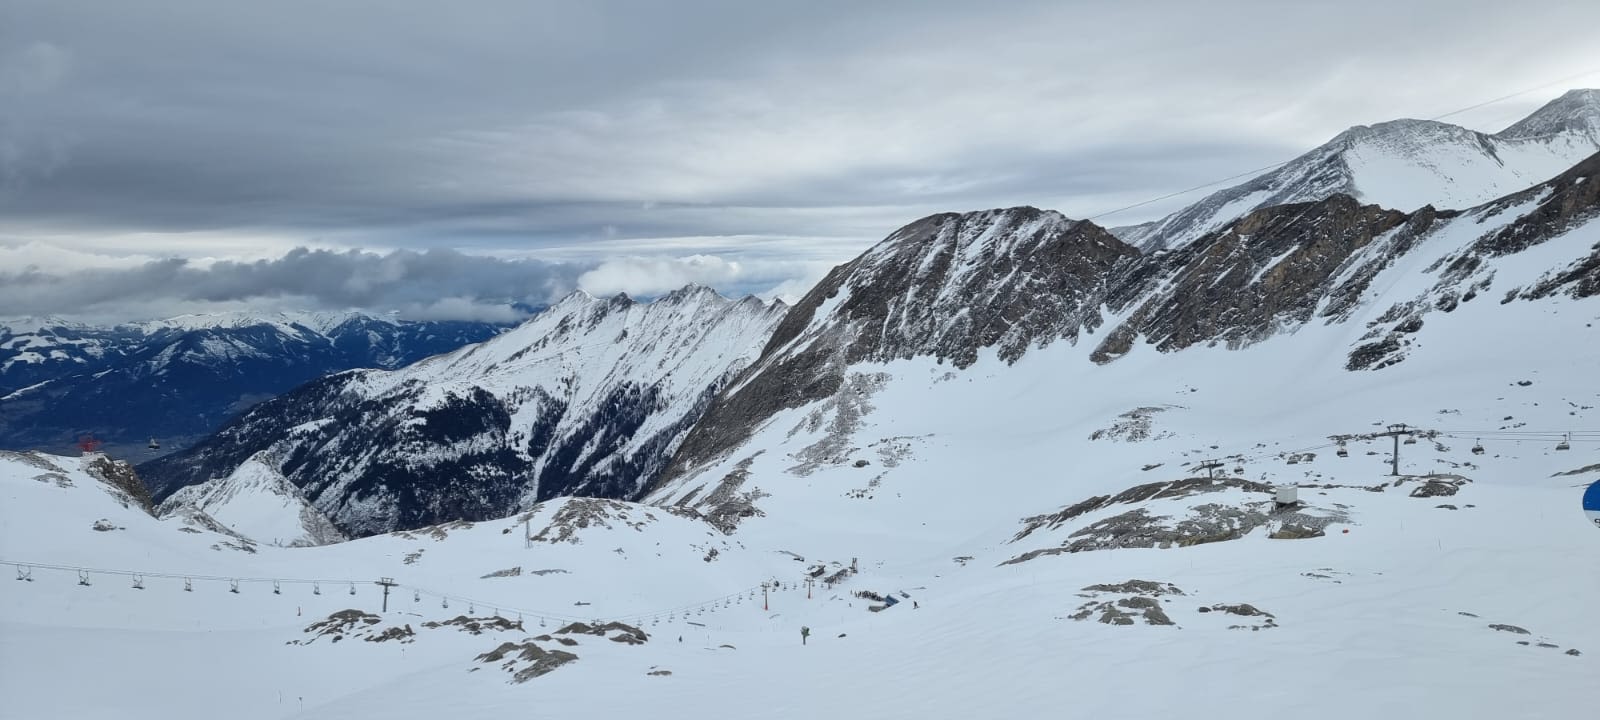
[0,311,509,458]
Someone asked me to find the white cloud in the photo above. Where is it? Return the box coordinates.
[577,254,835,300]
[0,240,154,271]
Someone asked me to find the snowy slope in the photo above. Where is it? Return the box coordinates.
[3,250,1596,719]
[1115,88,1600,251]
[159,454,347,547]
[141,286,788,536]
[4,117,1599,720]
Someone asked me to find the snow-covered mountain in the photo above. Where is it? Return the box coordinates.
[657,150,1600,505]
[0,312,506,457]
[140,286,787,537]
[157,453,347,547]
[5,97,1597,720]
[1114,88,1600,251]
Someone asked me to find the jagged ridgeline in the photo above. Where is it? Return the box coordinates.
[145,91,1600,541]
[658,147,1600,494]
[141,288,786,537]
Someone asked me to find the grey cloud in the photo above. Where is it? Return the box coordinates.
[2,0,1599,317]
[0,247,586,320]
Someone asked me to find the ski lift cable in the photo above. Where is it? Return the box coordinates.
[0,559,382,587]
[2,557,787,627]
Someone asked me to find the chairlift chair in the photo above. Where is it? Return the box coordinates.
[1556,434,1571,451]
[1403,435,1417,445]
[148,437,160,451]
[1471,439,1484,455]
[1336,445,1349,458]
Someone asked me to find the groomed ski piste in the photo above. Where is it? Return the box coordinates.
[4,219,1597,718]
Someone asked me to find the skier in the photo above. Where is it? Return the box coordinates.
[801,626,811,645]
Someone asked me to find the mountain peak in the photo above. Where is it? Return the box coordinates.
[1497,88,1600,141]
[658,283,726,304]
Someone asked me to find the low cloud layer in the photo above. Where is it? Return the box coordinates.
[0,247,582,321]
[0,245,838,322]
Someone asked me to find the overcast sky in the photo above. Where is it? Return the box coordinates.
[3,0,1599,321]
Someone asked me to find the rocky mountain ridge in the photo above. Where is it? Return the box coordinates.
[1112,89,1600,251]
[140,287,786,537]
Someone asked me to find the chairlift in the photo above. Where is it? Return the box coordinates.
[229,579,240,594]
[184,578,193,592]
[442,597,449,609]
[348,583,356,596]
[148,437,160,451]
[1471,439,1485,455]
[1336,444,1349,458]
[413,590,420,603]
[1556,433,1571,451]
[1403,435,1417,445]
[312,582,321,595]
[132,574,144,590]
[78,570,91,586]
[273,580,281,595]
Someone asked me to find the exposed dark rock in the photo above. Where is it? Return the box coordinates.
[419,615,525,635]
[1409,480,1461,498]
[1011,477,1272,544]
[1269,523,1326,539]
[1070,580,1184,627]
[476,641,580,683]
[84,456,154,514]
[1489,624,1531,635]
[1209,604,1273,618]
[1082,580,1186,597]
[1097,195,1410,362]
[660,207,1140,490]
[295,610,396,645]
[526,498,663,544]
[555,621,649,645]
